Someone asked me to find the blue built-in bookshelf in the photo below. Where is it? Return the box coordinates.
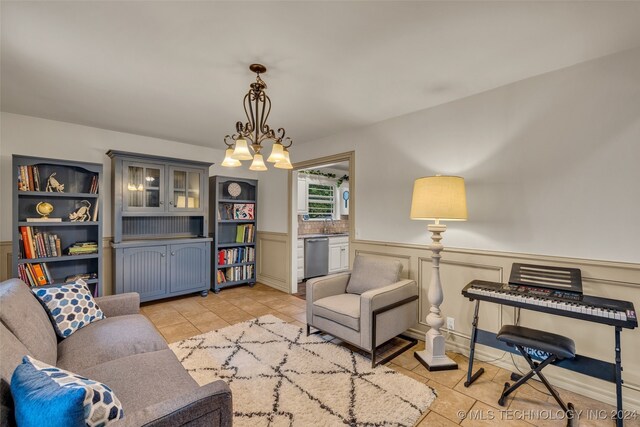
[209,176,258,293]
[12,155,103,296]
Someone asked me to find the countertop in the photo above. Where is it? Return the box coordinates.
[298,233,349,239]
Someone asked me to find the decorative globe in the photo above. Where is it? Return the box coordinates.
[36,202,54,218]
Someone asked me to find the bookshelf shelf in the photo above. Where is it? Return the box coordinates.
[218,261,255,268]
[218,242,256,248]
[18,191,100,199]
[209,176,258,293]
[18,221,99,227]
[17,254,100,264]
[12,155,103,296]
[218,198,255,203]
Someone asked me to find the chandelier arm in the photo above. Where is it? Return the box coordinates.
[223,135,236,147]
[244,91,256,136]
[280,136,293,149]
[259,93,272,135]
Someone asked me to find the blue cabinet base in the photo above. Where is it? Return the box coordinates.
[112,237,212,303]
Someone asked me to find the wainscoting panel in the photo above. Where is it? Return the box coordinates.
[1,241,11,282]
[350,239,640,410]
[256,231,289,293]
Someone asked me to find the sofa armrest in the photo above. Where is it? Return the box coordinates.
[360,279,418,312]
[115,380,232,427]
[95,293,140,317]
[306,272,351,326]
[359,280,418,350]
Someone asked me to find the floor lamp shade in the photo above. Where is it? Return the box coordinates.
[410,176,467,221]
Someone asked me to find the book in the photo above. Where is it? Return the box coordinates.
[32,264,48,286]
[19,227,33,259]
[26,217,63,222]
[42,263,54,284]
[91,198,99,221]
[33,166,41,192]
[233,203,254,219]
[235,225,245,243]
[28,167,35,191]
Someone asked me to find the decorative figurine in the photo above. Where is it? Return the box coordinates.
[36,202,54,219]
[69,200,92,222]
[46,173,65,192]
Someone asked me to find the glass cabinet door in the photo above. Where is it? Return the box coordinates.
[123,162,165,211]
[169,167,203,211]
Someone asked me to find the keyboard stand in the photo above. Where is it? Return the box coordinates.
[464,299,628,427]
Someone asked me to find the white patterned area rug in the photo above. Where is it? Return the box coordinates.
[170,315,435,426]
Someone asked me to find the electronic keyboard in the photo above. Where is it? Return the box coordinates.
[462,280,637,329]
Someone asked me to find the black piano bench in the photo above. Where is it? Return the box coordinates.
[497,325,576,425]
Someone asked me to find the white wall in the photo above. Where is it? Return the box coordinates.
[0,112,256,240]
[260,47,640,264]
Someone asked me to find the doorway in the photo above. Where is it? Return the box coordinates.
[288,152,354,296]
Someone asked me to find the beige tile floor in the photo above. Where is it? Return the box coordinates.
[142,283,639,427]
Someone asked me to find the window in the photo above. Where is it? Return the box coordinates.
[307,183,335,219]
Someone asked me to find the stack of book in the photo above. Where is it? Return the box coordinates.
[19,226,62,259]
[17,165,41,191]
[235,224,255,243]
[88,175,99,194]
[67,241,99,255]
[217,247,255,265]
[216,270,227,284]
[221,265,254,282]
[17,263,54,287]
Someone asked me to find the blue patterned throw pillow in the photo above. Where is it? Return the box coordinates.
[32,280,105,338]
[10,355,124,427]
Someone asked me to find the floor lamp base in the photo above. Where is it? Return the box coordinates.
[414,349,458,372]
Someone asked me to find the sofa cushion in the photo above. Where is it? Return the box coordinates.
[1,322,32,424]
[32,281,105,338]
[313,293,361,331]
[0,279,57,366]
[57,314,167,372]
[11,355,124,427]
[346,256,403,295]
[78,349,198,414]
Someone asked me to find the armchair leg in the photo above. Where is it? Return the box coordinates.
[306,324,310,336]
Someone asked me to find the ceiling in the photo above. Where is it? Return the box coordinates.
[2,1,640,149]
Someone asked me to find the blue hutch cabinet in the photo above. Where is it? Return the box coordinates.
[108,150,212,302]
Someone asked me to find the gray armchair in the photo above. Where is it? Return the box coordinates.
[306,255,419,367]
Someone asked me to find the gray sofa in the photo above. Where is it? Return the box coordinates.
[0,279,232,426]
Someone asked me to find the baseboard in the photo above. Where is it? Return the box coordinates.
[405,327,640,411]
[257,275,289,293]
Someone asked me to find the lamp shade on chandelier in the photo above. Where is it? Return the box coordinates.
[222,64,293,171]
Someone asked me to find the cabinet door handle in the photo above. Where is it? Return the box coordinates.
[171,251,175,256]
[161,253,165,257]
[169,201,173,206]
[159,201,164,205]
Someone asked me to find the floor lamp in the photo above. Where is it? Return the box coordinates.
[410,175,468,371]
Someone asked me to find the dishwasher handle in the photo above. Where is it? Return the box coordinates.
[306,238,329,243]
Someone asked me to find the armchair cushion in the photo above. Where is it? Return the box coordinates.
[346,256,403,295]
[313,294,361,331]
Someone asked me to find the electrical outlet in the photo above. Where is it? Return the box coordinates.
[446,317,455,331]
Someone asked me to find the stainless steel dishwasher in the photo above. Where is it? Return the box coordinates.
[304,237,329,279]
